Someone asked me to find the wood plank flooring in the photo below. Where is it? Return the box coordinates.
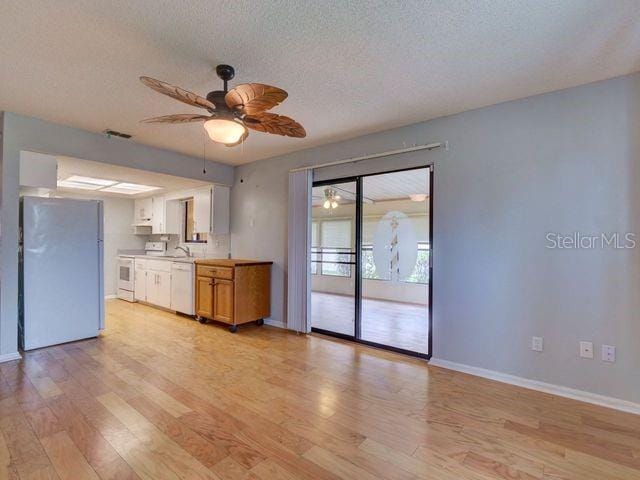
[1,299,638,479]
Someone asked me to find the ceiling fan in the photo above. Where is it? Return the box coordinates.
[139,64,306,147]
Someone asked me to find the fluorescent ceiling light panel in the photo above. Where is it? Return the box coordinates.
[100,182,161,194]
[57,175,118,190]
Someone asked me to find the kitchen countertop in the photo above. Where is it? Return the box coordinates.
[118,254,196,264]
[194,259,273,267]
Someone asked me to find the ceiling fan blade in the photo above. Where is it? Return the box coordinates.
[141,114,211,124]
[244,113,306,138]
[140,76,215,111]
[225,83,288,115]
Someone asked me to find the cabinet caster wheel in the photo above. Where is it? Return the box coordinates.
[229,325,238,333]
[198,317,207,324]
[256,319,264,326]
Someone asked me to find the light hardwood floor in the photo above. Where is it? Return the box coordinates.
[1,299,639,479]
[311,292,429,354]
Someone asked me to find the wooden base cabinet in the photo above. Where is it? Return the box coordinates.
[195,276,214,319]
[195,260,272,332]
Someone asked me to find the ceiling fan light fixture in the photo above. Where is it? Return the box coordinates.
[203,118,247,145]
[323,200,331,209]
[409,193,428,202]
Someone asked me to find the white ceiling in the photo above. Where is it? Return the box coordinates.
[55,156,209,198]
[312,168,429,205]
[2,1,639,166]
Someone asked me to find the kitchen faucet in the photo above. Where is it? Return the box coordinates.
[175,245,192,257]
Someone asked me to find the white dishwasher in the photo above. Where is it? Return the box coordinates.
[170,262,194,315]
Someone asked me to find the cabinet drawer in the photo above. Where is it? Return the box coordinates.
[197,265,234,280]
[147,259,172,272]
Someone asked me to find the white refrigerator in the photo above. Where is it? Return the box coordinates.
[20,196,105,350]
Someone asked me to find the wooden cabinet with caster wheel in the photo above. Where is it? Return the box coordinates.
[195,259,272,332]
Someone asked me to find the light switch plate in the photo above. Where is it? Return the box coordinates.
[580,341,594,359]
[602,345,616,362]
[531,336,543,352]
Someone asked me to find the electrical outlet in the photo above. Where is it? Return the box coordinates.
[602,345,616,363]
[531,336,543,352]
[579,341,594,359]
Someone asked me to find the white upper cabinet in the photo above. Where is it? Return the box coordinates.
[134,198,153,225]
[192,188,211,234]
[132,185,229,236]
[193,186,230,234]
[152,196,165,234]
[151,196,180,234]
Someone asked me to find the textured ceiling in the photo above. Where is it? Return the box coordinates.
[2,1,639,166]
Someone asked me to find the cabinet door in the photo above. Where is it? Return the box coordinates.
[152,196,165,234]
[134,198,153,223]
[213,279,234,324]
[193,188,211,233]
[196,276,214,319]
[134,269,146,301]
[146,272,158,305]
[156,271,172,309]
[164,199,181,234]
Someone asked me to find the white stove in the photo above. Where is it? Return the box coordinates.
[144,241,167,256]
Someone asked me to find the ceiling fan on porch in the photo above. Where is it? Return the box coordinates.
[139,64,306,147]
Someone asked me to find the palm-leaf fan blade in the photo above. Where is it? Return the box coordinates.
[140,76,216,112]
[244,112,306,138]
[141,114,211,124]
[225,83,288,115]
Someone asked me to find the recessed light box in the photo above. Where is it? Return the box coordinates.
[57,175,118,190]
[101,182,161,195]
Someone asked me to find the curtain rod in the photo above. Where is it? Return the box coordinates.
[289,142,444,173]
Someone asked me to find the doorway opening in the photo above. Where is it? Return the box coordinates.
[310,166,432,358]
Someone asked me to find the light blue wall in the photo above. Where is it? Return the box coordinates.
[0,112,234,356]
[231,73,640,402]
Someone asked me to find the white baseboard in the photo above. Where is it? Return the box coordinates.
[264,318,286,329]
[105,294,118,300]
[429,358,640,416]
[0,352,22,363]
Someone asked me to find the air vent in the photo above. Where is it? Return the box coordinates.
[103,129,132,139]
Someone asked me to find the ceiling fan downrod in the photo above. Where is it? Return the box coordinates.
[215,64,235,92]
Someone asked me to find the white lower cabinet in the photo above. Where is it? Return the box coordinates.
[134,259,170,309]
[145,260,171,309]
[147,270,171,309]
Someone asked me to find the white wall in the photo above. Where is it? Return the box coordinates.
[232,72,640,403]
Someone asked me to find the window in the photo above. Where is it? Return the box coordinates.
[311,219,353,277]
[184,198,207,243]
[362,242,430,284]
[407,243,430,284]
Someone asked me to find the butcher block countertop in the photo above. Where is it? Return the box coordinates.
[194,259,273,267]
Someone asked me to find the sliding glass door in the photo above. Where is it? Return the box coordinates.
[310,167,432,358]
[360,169,430,354]
[310,179,357,337]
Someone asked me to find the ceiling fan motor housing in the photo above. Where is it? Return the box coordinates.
[206,90,229,110]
